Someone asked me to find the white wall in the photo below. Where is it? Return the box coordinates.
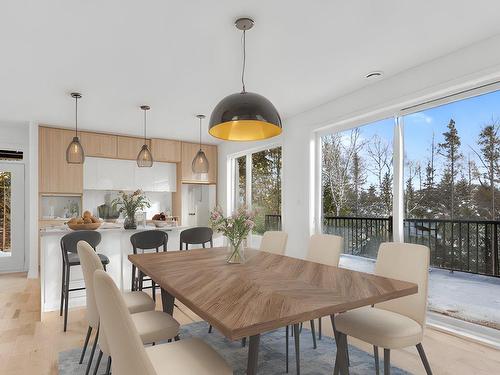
[0,121,37,275]
[218,33,500,259]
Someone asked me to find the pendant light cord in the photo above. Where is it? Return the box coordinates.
[241,29,246,93]
[74,96,79,137]
[199,117,202,150]
[143,109,147,143]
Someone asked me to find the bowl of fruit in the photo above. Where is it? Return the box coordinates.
[152,212,168,228]
[67,211,102,231]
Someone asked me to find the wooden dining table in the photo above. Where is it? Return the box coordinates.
[128,247,417,375]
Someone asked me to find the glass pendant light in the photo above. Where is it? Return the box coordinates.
[66,92,85,164]
[209,17,282,141]
[137,105,153,167]
[192,114,209,173]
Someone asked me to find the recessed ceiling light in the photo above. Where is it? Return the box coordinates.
[365,71,383,79]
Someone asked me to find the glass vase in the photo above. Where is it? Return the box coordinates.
[124,215,137,230]
[226,240,245,264]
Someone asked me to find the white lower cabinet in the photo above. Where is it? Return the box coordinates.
[84,157,176,192]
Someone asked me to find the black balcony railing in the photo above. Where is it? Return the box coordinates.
[265,214,500,277]
[264,214,282,231]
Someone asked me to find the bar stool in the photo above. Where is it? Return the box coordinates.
[60,230,110,332]
[179,227,213,250]
[131,230,168,302]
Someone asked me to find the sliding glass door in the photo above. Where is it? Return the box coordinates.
[230,146,282,237]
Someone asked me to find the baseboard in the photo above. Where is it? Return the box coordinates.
[427,311,500,350]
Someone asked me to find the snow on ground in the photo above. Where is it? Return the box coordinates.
[339,254,500,330]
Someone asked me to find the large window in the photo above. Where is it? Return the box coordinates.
[319,85,500,276]
[230,146,282,235]
[321,119,394,258]
[403,89,500,275]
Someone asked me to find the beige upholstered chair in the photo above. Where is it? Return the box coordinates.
[78,241,180,375]
[286,233,344,373]
[93,269,232,375]
[259,231,288,255]
[335,242,432,375]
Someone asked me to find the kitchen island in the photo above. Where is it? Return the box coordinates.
[40,225,191,312]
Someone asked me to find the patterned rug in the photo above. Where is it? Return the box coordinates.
[59,321,409,374]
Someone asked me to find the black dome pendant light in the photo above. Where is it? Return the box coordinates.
[209,17,282,141]
[192,114,209,173]
[66,92,85,164]
[137,105,153,167]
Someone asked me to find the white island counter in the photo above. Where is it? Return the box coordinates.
[40,225,190,312]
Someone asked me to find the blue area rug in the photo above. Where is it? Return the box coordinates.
[59,321,409,374]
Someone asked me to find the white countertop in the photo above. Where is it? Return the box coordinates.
[39,223,189,235]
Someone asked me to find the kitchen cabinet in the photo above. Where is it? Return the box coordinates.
[151,139,181,163]
[84,157,176,192]
[181,142,217,184]
[117,136,151,160]
[80,132,117,158]
[39,127,83,194]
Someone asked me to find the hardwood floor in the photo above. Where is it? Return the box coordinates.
[0,272,499,375]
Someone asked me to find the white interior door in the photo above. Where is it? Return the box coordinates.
[0,162,25,272]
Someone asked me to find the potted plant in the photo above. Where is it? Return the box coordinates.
[209,205,255,263]
[112,190,151,229]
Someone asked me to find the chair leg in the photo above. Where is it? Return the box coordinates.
[131,265,136,291]
[344,334,350,367]
[318,317,322,340]
[174,335,180,341]
[85,327,99,375]
[63,265,70,332]
[79,326,93,364]
[92,350,103,375]
[105,357,111,375]
[293,324,300,375]
[208,325,213,333]
[59,262,66,316]
[373,345,379,375]
[416,343,433,375]
[384,349,390,375]
[242,337,247,347]
[285,326,289,373]
[152,281,156,302]
[310,320,317,349]
[138,271,143,291]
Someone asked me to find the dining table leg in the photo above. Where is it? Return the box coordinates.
[247,334,261,375]
[161,288,175,316]
[330,315,349,375]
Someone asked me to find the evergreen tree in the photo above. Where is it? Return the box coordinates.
[476,122,500,219]
[438,119,462,219]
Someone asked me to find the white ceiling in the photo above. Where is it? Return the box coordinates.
[1,0,500,144]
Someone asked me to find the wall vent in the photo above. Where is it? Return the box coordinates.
[0,150,23,160]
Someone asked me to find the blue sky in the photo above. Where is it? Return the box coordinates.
[357,89,500,180]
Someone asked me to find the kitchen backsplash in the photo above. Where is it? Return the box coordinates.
[83,190,172,220]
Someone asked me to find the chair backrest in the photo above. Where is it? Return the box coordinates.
[94,270,156,375]
[259,231,288,255]
[77,241,104,329]
[374,242,430,327]
[130,230,168,255]
[179,227,213,250]
[306,234,343,267]
[61,230,101,264]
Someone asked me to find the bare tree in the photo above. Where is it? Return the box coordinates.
[322,129,364,216]
[365,135,393,213]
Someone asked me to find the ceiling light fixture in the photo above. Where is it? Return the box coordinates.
[192,114,209,174]
[137,105,153,167]
[209,17,282,141]
[66,92,85,164]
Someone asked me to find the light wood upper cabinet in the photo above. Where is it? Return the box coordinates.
[151,138,181,163]
[116,136,150,160]
[181,142,217,184]
[80,132,117,158]
[39,127,83,194]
